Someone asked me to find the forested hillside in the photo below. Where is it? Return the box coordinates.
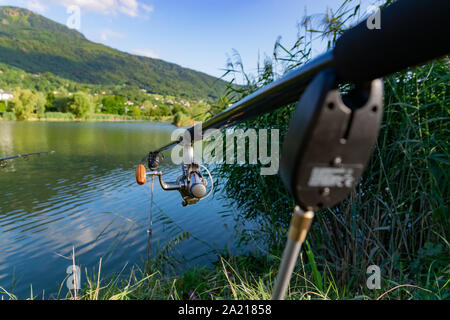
[0,6,228,100]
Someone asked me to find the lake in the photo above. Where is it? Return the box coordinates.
[0,121,239,299]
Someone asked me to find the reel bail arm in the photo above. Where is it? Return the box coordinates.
[138,144,212,207]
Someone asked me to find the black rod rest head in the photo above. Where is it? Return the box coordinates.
[280,69,384,211]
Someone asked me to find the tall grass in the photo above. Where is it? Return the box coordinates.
[0,112,16,120]
[40,112,75,120]
[308,59,449,291]
[214,0,449,297]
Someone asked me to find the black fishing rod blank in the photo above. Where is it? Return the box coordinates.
[150,51,334,154]
[0,151,55,167]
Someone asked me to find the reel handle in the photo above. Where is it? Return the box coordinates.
[136,164,146,185]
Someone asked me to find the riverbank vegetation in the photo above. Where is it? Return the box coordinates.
[0,5,233,126]
[1,0,448,300]
[0,65,224,126]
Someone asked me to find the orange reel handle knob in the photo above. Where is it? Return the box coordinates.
[136,164,146,185]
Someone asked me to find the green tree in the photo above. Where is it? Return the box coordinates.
[158,104,171,117]
[101,96,126,114]
[132,106,141,117]
[35,91,47,118]
[51,88,71,112]
[68,91,94,118]
[172,104,188,115]
[173,111,189,126]
[45,92,55,110]
[11,88,36,120]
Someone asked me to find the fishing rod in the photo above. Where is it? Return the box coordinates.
[134,0,450,299]
[0,151,55,167]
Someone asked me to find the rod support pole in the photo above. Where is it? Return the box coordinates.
[271,206,314,300]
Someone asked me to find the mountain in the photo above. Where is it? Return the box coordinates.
[0,6,228,99]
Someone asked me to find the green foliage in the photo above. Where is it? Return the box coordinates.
[171,104,188,115]
[41,112,75,120]
[11,87,36,119]
[101,96,126,115]
[158,104,171,117]
[305,241,323,292]
[0,111,16,120]
[131,106,141,117]
[68,91,94,118]
[173,111,190,127]
[46,88,71,112]
[35,91,46,117]
[0,6,228,100]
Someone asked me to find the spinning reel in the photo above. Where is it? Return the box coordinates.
[136,144,213,207]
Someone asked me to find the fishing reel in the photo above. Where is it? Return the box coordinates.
[136,145,213,206]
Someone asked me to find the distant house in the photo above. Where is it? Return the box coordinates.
[0,90,13,108]
[0,90,13,101]
[125,100,134,106]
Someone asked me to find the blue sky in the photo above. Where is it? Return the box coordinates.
[2,0,375,79]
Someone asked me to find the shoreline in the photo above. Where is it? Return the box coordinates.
[0,114,188,126]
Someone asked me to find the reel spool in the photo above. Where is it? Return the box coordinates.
[136,147,213,207]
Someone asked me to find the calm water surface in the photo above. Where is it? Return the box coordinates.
[0,121,239,298]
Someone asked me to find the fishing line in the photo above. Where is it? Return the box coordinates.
[147,175,155,262]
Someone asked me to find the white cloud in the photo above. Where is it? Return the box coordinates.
[100,29,125,41]
[3,0,46,14]
[131,49,159,59]
[60,0,140,17]
[24,0,154,18]
[27,0,46,13]
[141,3,153,13]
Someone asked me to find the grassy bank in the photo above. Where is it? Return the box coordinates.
[2,247,447,300]
[0,111,196,126]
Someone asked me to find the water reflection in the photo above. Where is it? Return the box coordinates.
[0,121,237,298]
